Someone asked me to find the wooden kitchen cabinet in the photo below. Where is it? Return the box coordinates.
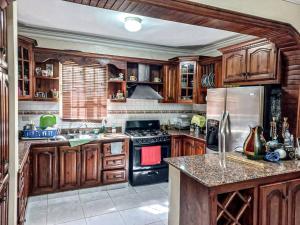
[193,139,205,155]
[220,38,280,85]
[31,146,58,195]
[163,63,177,103]
[171,136,182,157]
[246,43,277,81]
[287,179,300,225]
[18,36,36,100]
[174,136,206,156]
[59,146,81,190]
[260,179,300,225]
[260,181,287,225]
[81,144,101,187]
[18,157,30,225]
[222,49,247,83]
[182,138,194,156]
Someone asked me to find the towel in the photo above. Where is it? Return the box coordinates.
[111,142,123,155]
[141,146,161,166]
[69,138,94,147]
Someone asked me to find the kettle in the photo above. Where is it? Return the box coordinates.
[243,126,266,160]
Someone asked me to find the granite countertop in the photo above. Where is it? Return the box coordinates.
[165,153,300,188]
[18,133,129,171]
[168,130,206,141]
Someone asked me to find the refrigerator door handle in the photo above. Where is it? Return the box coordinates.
[219,111,229,169]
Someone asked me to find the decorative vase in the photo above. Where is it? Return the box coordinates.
[243,126,266,160]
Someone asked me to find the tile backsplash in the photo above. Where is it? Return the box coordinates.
[19,100,206,131]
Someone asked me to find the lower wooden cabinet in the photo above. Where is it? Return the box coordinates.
[0,175,8,225]
[171,136,182,157]
[103,170,126,184]
[287,179,300,225]
[172,135,206,157]
[182,138,194,156]
[260,178,300,225]
[194,139,205,155]
[59,146,81,190]
[31,147,58,195]
[260,181,287,225]
[18,157,30,225]
[81,144,101,187]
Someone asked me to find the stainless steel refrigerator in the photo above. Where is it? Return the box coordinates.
[206,86,274,154]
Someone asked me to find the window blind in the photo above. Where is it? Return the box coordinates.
[61,61,107,120]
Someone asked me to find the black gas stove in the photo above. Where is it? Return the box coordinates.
[125,120,171,186]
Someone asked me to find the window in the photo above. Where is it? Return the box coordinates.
[61,61,107,120]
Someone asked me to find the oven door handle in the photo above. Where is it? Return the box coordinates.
[147,171,159,176]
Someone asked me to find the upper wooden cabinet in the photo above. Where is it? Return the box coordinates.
[163,63,177,103]
[18,36,37,100]
[219,38,280,85]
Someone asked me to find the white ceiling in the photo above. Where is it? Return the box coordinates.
[18,0,239,48]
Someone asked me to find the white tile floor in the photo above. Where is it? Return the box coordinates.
[25,183,169,225]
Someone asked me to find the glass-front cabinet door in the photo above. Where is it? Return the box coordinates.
[18,41,32,99]
[178,61,196,103]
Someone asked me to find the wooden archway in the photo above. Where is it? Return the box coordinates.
[65,0,300,135]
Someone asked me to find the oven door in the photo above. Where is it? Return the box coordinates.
[131,141,170,171]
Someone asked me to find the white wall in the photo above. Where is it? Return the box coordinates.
[189,0,300,32]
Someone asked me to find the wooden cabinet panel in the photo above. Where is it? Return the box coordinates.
[171,136,182,157]
[163,64,177,103]
[220,39,279,85]
[246,43,277,81]
[260,182,287,225]
[194,140,205,155]
[103,155,125,170]
[222,50,247,83]
[182,138,194,156]
[18,157,29,225]
[59,146,81,190]
[103,170,126,184]
[81,144,101,187]
[31,147,58,194]
[287,179,300,225]
[0,175,8,225]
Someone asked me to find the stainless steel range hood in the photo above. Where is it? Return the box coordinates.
[129,85,163,100]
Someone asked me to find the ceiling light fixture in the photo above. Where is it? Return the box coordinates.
[124,17,142,32]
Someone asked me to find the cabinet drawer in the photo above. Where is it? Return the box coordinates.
[103,155,125,170]
[103,142,125,156]
[103,170,126,184]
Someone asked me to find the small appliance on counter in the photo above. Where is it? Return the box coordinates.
[173,115,191,130]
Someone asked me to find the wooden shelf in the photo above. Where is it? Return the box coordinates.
[35,76,59,80]
[126,81,163,85]
[108,80,125,83]
[33,97,59,102]
[110,99,126,103]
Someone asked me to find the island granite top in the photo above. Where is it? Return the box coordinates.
[164,153,300,188]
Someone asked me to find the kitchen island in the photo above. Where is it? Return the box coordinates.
[165,153,300,225]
